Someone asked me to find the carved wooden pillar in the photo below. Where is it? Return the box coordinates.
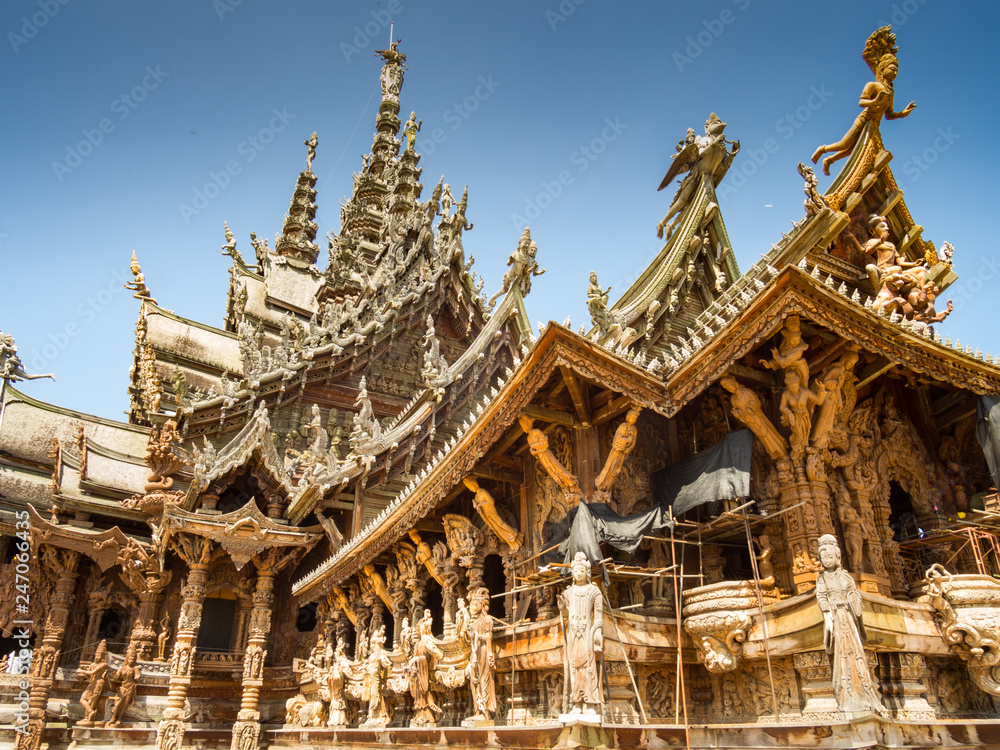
[17,547,80,750]
[231,551,281,750]
[80,590,110,663]
[388,570,408,648]
[155,535,213,750]
[132,573,169,661]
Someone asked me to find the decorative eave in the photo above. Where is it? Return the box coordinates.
[162,496,321,571]
[184,403,290,509]
[27,504,141,571]
[292,322,668,601]
[663,265,1000,412]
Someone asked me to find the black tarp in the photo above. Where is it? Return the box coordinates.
[556,429,753,569]
[558,501,672,569]
[977,396,1000,490]
[651,428,753,516]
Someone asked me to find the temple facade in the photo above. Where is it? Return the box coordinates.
[2,27,1000,750]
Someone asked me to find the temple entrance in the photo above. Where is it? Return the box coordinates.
[196,590,237,652]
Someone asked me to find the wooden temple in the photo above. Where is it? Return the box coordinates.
[2,27,1000,750]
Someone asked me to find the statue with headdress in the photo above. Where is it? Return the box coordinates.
[558,552,603,721]
[656,113,740,240]
[464,586,497,724]
[811,26,916,175]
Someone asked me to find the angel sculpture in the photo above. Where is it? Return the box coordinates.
[656,113,740,240]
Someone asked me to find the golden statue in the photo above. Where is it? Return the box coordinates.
[811,27,916,175]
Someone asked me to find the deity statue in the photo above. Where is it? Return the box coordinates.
[558,552,603,720]
[402,111,422,153]
[463,476,523,549]
[465,587,497,723]
[594,407,641,502]
[586,271,617,337]
[108,640,140,726]
[326,639,350,727]
[78,639,109,726]
[408,529,444,585]
[408,609,444,726]
[811,27,915,175]
[754,534,775,583]
[779,368,827,462]
[0,330,54,383]
[156,614,171,661]
[124,251,156,304]
[304,131,318,172]
[361,626,392,726]
[815,535,884,715]
[656,113,740,240]
[488,228,546,306]
[835,482,866,572]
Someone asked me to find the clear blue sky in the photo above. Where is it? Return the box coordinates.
[2,0,998,421]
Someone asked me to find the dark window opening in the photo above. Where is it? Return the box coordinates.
[888,481,920,542]
[484,554,506,622]
[196,592,237,652]
[296,602,318,632]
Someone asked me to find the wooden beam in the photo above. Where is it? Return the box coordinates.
[592,394,632,426]
[522,404,579,428]
[469,464,523,485]
[936,403,975,433]
[560,365,591,427]
[727,363,777,388]
[915,386,941,455]
[856,356,895,389]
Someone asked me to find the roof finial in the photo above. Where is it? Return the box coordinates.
[375,38,407,104]
[124,250,157,305]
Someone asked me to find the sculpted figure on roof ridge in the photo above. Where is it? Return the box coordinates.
[811,26,915,175]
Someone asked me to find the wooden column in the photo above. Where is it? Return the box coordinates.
[155,535,213,750]
[231,550,283,750]
[17,547,80,750]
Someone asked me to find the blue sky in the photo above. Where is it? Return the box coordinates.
[2,0,998,421]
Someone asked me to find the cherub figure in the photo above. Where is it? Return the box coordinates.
[811,27,916,175]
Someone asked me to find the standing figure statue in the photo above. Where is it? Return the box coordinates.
[108,640,140,726]
[304,131,318,172]
[361,626,392,727]
[326,639,350,727]
[78,640,109,726]
[408,610,444,726]
[402,111,422,153]
[811,26,915,175]
[156,614,171,661]
[464,587,497,724]
[815,535,884,715]
[558,552,603,721]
